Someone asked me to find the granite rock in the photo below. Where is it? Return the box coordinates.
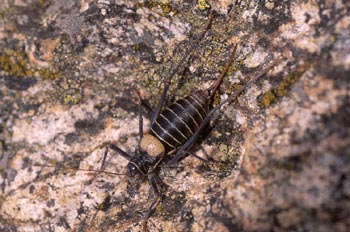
[0,0,349,231]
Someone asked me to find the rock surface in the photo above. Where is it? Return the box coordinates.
[1,0,349,231]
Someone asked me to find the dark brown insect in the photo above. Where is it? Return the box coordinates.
[36,12,275,230]
[100,14,219,224]
[100,13,275,228]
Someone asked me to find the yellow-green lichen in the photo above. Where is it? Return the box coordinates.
[0,49,60,79]
[226,63,238,77]
[156,201,164,212]
[196,0,211,11]
[213,152,237,177]
[0,49,33,77]
[226,84,243,95]
[260,90,277,108]
[160,3,172,16]
[276,74,295,97]
[37,67,60,79]
[118,135,128,144]
[135,1,175,16]
[211,91,221,106]
[63,92,82,105]
[259,67,306,108]
[219,144,229,154]
[30,0,50,9]
[128,55,137,64]
[48,159,56,165]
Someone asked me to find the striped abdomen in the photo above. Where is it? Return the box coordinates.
[150,90,209,154]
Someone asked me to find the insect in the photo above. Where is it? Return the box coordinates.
[35,12,275,231]
[99,13,275,229]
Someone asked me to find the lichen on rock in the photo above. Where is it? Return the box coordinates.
[0,1,349,231]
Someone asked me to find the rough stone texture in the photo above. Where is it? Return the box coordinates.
[1,0,349,232]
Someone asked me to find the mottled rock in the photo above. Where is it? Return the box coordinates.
[0,0,349,232]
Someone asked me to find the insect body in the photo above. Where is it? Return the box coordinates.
[132,68,233,177]
[113,42,236,169]
[103,39,239,228]
[32,12,277,231]
[103,14,218,185]
[149,89,209,155]
[101,13,275,229]
[126,83,222,181]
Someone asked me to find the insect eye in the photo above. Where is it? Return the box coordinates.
[127,163,139,177]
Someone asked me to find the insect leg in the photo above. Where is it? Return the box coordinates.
[139,98,144,142]
[142,197,161,231]
[151,13,214,125]
[142,174,164,230]
[101,147,108,170]
[101,144,131,170]
[167,61,277,166]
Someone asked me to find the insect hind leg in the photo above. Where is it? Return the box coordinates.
[151,12,215,125]
[167,60,277,166]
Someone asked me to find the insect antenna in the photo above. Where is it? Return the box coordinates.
[33,163,126,176]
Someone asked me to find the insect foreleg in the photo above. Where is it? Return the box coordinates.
[142,174,164,230]
[101,144,132,170]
